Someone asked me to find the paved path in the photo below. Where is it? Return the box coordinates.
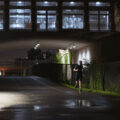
[0,76,120,120]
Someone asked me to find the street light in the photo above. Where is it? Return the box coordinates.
[68,43,77,50]
[18,1,22,4]
[44,1,48,4]
[96,2,101,6]
[34,43,40,50]
[70,2,75,5]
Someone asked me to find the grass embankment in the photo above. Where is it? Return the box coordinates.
[62,83,120,97]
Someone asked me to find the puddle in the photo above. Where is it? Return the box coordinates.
[33,104,52,111]
[65,91,75,94]
[64,99,96,108]
[33,105,41,111]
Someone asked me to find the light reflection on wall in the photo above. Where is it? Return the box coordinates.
[0,71,2,76]
[59,49,65,64]
[59,49,72,82]
[59,49,71,64]
[77,48,91,64]
[67,50,70,64]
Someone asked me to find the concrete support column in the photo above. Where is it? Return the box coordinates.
[58,1,62,31]
[4,0,9,31]
[84,1,89,31]
[31,0,36,32]
[110,1,116,32]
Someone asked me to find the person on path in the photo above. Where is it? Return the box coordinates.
[73,61,83,90]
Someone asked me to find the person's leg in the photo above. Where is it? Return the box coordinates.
[79,74,82,89]
[75,80,78,87]
[75,74,78,87]
[78,80,82,89]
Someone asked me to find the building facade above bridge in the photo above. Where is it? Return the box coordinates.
[0,0,115,32]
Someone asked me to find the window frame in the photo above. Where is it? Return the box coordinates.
[0,0,113,32]
[89,1,110,7]
[62,1,84,30]
[89,10,111,31]
[88,1,111,31]
[0,0,4,30]
[62,9,84,30]
[37,9,57,31]
[36,0,58,31]
[9,0,32,30]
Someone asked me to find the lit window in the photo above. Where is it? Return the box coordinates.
[36,1,58,6]
[63,2,84,6]
[10,0,31,6]
[62,10,84,29]
[89,2,110,7]
[37,10,57,31]
[9,0,31,30]
[100,11,110,30]
[36,0,57,31]
[89,11,110,31]
[89,11,99,31]
[9,9,31,29]
[0,1,4,30]
[0,10,3,30]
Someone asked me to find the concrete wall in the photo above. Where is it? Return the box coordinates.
[31,63,120,93]
[72,42,102,64]
[99,33,120,62]
[72,32,120,63]
[115,2,120,32]
[72,46,91,64]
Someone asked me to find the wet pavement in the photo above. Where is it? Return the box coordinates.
[0,76,120,120]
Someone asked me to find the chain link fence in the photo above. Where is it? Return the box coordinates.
[31,62,120,93]
[0,61,120,93]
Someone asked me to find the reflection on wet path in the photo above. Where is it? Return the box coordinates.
[64,99,95,108]
[0,76,116,120]
[0,92,28,110]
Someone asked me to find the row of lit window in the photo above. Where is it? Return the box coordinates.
[0,10,111,31]
[0,1,111,7]
[0,0,111,31]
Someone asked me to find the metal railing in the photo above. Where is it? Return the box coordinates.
[0,60,120,92]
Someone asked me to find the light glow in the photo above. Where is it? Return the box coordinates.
[34,43,40,50]
[33,105,41,111]
[67,50,70,64]
[96,2,101,6]
[0,92,28,110]
[0,71,2,76]
[103,15,106,18]
[10,24,25,28]
[77,48,91,64]
[59,49,71,64]
[44,1,48,4]
[70,2,75,5]
[18,1,22,4]
[59,49,65,64]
